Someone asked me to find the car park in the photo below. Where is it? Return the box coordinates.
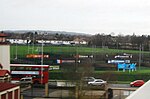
[88,79,107,86]
[130,80,144,87]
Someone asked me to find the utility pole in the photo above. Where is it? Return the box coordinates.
[15,41,18,59]
[27,36,30,54]
[139,44,142,70]
[75,45,79,99]
[32,32,35,54]
[41,39,49,97]
[41,39,44,83]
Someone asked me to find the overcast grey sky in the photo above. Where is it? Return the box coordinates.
[0,0,150,35]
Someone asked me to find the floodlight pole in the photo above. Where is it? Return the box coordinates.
[32,32,35,54]
[15,41,18,59]
[27,35,30,54]
[139,44,142,70]
[41,39,44,84]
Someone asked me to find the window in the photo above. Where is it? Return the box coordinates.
[10,67,16,70]
[32,67,40,71]
[11,74,24,78]
[16,67,24,70]
[25,67,32,70]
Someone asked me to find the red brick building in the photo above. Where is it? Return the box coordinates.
[0,83,20,99]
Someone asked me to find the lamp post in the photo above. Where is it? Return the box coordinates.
[41,39,44,84]
[139,44,142,70]
[27,36,30,54]
[32,32,35,54]
[15,40,18,59]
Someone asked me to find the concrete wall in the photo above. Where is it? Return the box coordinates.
[0,45,10,71]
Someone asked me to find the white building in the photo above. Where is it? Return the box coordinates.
[0,33,10,71]
[7,39,31,44]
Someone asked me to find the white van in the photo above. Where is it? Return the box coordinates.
[20,77,33,84]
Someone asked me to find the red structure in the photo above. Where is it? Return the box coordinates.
[0,82,20,99]
[10,64,49,84]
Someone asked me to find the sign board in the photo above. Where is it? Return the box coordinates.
[49,65,60,70]
[26,54,49,58]
[108,60,130,64]
[57,59,76,64]
[114,53,132,59]
[74,55,93,58]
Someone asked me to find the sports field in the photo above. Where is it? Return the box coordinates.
[10,45,150,57]
[10,45,150,82]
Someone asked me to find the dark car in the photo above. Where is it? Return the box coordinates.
[130,80,145,87]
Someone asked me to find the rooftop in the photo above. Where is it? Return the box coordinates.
[0,82,19,92]
[0,70,10,76]
[0,33,7,37]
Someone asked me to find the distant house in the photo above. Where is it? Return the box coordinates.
[0,33,7,43]
[73,38,88,45]
[0,70,11,82]
[0,33,10,45]
[7,38,88,45]
[38,40,71,45]
[6,39,30,44]
[0,82,20,99]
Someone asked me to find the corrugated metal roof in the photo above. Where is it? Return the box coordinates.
[0,70,10,76]
[0,82,19,92]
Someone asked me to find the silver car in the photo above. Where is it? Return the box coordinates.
[88,79,107,86]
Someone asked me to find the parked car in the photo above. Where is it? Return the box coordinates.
[82,77,95,82]
[130,80,145,87]
[88,79,107,86]
[19,77,33,84]
[11,80,20,84]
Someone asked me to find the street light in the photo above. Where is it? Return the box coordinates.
[139,44,142,70]
[27,36,30,54]
[32,32,35,54]
[15,40,18,59]
[41,39,44,84]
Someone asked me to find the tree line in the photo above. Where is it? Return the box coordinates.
[2,31,150,51]
[89,33,150,51]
